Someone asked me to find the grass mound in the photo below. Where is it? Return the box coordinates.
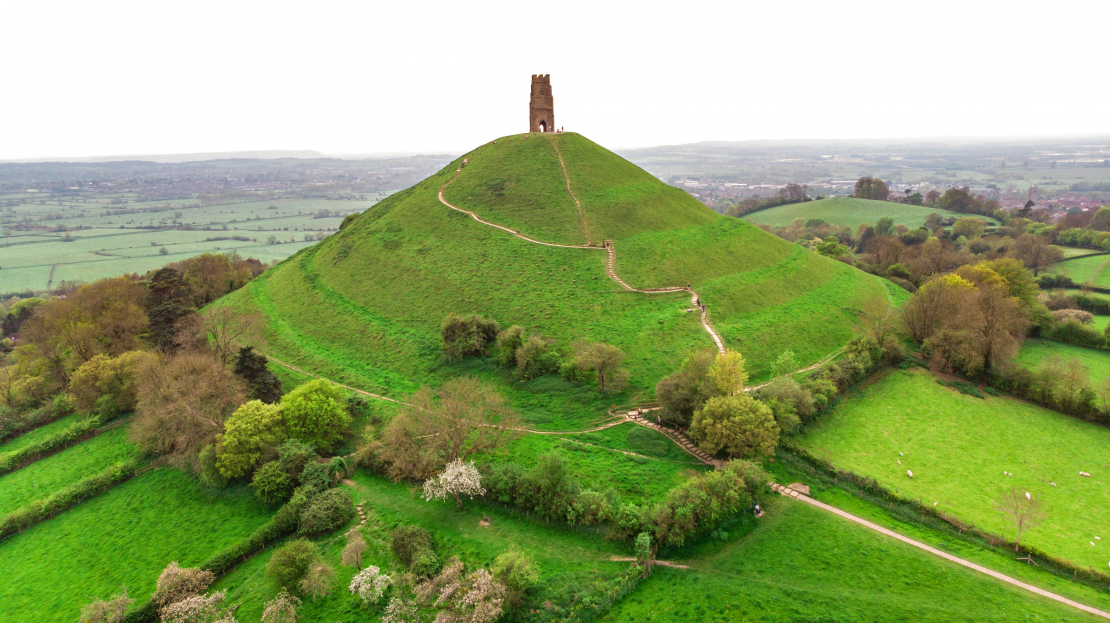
[221,132,887,410]
[744,196,998,229]
[798,368,1110,570]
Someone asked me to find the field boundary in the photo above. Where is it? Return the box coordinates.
[769,483,1110,620]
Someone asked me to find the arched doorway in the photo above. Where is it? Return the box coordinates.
[539,120,547,133]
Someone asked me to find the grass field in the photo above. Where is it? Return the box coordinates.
[213,472,631,623]
[0,412,84,454]
[1050,254,1110,286]
[798,368,1110,570]
[1016,338,1110,384]
[0,195,391,292]
[1060,247,1104,259]
[0,424,134,515]
[0,468,271,623]
[743,197,998,229]
[602,497,1104,623]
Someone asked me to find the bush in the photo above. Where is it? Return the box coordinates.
[1043,319,1106,349]
[514,335,560,381]
[390,525,439,575]
[441,313,500,360]
[266,538,320,589]
[492,549,539,608]
[1037,274,1075,289]
[252,461,294,507]
[939,379,984,399]
[297,487,354,535]
[495,325,526,367]
[1073,294,1110,316]
[277,439,318,479]
[299,461,331,492]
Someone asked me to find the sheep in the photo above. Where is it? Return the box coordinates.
[1051,482,1057,487]
[898,460,901,465]
[1025,492,1031,500]
[1080,471,1092,477]
[907,470,914,478]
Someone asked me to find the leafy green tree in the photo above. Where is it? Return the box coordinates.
[514,335,559,381]
[266,538,321,589]
[234,346,283,404]
[299,461,331,492]
[492,548,540,608]
[689,395,780,458]
[815,236,849,258]
[217,400,285,479]
[572,342,629,392]
[281,379,350,451]
[952,217,987,239]
[252,460,295,506]
[874,217,895,236]
[854,177,890,201]
[655,349,716,427]
[708,349,748,395]
[905,192,924,206]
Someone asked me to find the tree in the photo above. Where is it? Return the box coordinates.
[261,591,301,623]
[233,346,283,403]
[495,325,525,367]
[349,566,392,605]
[152,562,215,609]
[708,349,748,395]
[901,274,976,343]
[281,379,350,451]
[874,216,895,237]
[951,217,987,239]
[422,459,486,510]
[300,560,336,599]
[130,352,246,470]
[186,307,263,367]
[267,539,321,589]
[969,284,1029,372]
[216,400,285,478]
[655,349,716,427]
[415,562,507,623]
[1009,233,1063,276]
[854,177,890,201]
[251,460,294,506]
[491,549,539,608]
[996,487,1046,553]
[159,591,236,623]
[441,313,500,360]
[688,395,779,458]
[572,342,628,392]
[341,531,368,571]
[79,588,133,623]
[633,532,655,578]
[68,350,157,416]
[815,236,849,258]
[905,192,924,206]
[381,377,520,481]
[146,268,195,354]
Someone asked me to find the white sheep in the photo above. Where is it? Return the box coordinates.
[1080,471,1092,477]
[900,452,904,456]
[1051,482,1056,487]
[907,470,914,478]
[1025,492,1031,500]
[898,460,901,465]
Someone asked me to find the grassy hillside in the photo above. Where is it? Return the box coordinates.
[0,469,270,623]
[603,498,1104,623]
[1051,254,1110,286]
[1016,339,1110,383]
[798,368,1110,570]
[745,197,998,229]
[221,132,888,409]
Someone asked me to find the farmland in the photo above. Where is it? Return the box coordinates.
[798,368,1110,569]
[0,195,391,292]
[0,468,271,623]
[1015,338,1110,384]
[743,197,998,229]
[1050,254,1110,287]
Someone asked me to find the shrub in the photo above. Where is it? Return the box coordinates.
[349,566,392,605]
[281,379,350,451]
[299,560,336,599]
[261,590,301,623]
[514,335,560,381]
[252,461,294,507]
[297,487,354,535]
[1043,319,1106,349]
[152,562,215,608]
[491,549,539,608]
[266,538,320,589]
[441,313,500,360]
[645,459,768,547]
[299,461,331,492]
[197,445,228,489]
[79,587,133,623]
[1050,309,1093,325]
[1073,294,1110,316]
[495,325,526,367]
[391,525,439,575]
[689,395,779,458]
[327,456,348,482]
[1037,273,1075,289]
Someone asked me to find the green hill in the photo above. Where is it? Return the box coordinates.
[745,196,998,229]
[220,133,890,413]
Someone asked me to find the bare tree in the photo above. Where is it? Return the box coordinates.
[996,487,1046,554]
[177,307,264,366]
[1009,234,1063,276]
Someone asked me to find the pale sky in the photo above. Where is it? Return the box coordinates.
[2,0,1107,160]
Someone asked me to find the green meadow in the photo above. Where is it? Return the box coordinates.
[744,197,997,229]
[0,469,271,623]
[1051,254,1110,286]
[798,368,1110,569]
[1016,339,1110,383]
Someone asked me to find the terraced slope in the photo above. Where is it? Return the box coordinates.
[219,132,889,408]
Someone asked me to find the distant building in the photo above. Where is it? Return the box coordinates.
[529,75,555,133]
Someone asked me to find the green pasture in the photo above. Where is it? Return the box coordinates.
[1060,247,1104,259]
[799,368,1110,570]
[0,424,134,515]
[0,412,84,454]
[743,197,998,229]
[213,472,631,623]
[0,468,271,623]
[603,498,1104,623]
[1050,254,1110,286]
[0,196,386,291]
[1016,338,1110,384]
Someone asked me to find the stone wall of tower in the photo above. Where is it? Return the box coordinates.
[529,74,555,133]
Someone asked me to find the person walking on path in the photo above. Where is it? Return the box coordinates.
[657,415,661,426]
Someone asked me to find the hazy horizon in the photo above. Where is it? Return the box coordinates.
[3,0,1108,160]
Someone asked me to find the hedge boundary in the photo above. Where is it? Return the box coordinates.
[0,416,126,476]
[778,441,1110,589]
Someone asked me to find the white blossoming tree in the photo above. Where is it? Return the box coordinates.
[422,459,486,510]
[349,566,393,605]
[159,591,236,623]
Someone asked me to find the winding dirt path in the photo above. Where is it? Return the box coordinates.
[768,484,1110,620]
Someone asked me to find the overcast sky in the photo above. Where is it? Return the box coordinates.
[2,0,1107,160]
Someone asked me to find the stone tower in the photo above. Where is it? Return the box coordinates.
[529,74,554,133]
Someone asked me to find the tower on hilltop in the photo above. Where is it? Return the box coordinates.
[529,74,554,133]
